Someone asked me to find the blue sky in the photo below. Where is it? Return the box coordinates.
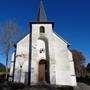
[0,0,90,65]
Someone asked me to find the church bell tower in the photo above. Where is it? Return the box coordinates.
[29,0,56,85]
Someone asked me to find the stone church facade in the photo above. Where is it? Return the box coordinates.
[10,0,77,86]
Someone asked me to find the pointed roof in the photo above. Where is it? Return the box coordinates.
[37,0,48,22]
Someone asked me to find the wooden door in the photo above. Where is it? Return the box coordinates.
[38,62,45,81]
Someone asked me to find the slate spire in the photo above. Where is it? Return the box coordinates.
[37,0,48,22]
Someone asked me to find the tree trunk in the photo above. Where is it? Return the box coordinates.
[5,44,10,80]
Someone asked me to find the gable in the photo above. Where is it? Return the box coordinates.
[53,32,70,47]
[17,34,30,46]
[16,34,30,54]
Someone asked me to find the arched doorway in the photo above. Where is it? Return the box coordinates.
[38,60,48,83]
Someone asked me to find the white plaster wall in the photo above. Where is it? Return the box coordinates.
[31,24,56,84]
[68,50,77,86]
[14,34,30,83]
[53,33,77,86]
[30,39,47,84]
[37,40,46,60]
[10,52,15,76]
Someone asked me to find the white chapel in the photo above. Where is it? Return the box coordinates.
[10,0,77,86]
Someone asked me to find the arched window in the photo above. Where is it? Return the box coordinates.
[40,26,45,33]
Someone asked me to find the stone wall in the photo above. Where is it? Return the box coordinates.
[53,33,77,86]
[13,34,30,83]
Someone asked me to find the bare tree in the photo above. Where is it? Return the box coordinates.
[0,20,23,79]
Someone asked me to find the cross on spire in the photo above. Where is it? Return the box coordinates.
[37,0,48,22]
